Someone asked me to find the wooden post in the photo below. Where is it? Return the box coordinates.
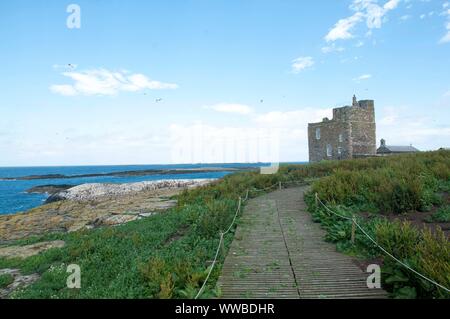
[279,181,282,190]
[315,192,318,207]
[351,216,356,244]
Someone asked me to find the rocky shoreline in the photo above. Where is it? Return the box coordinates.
[45,179,211,203]
[0,179,214,243]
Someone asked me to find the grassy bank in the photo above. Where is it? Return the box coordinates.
[0,151,449,298]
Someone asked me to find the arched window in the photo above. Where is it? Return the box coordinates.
[326,144,332,157]
[316,128,321,140]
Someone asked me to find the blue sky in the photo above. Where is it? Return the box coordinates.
[0,0,449,166]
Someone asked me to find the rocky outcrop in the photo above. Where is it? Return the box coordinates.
[0,268,40,299]
[26,184,75,195]
[46,179,211,203]
[0,240,66,259]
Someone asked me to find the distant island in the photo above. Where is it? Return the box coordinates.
[0,166,258,181]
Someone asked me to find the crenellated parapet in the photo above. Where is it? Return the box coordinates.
[308,96,376,162]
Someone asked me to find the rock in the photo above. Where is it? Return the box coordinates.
[139,212,156,218]
[0,268,40,299]
[90,214,139,227]
[26,184,75,195]
[0,240,66,259]
[44,193,67,204]
[49,179,212,202]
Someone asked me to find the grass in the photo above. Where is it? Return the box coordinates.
[1,150,449,299]
[0,273,14,289]
[426,206,450,223]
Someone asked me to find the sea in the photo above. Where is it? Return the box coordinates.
[0,163,266,215]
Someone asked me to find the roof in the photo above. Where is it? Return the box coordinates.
[378,145,420,153]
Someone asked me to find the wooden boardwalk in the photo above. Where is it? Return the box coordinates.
[218,186,387,299]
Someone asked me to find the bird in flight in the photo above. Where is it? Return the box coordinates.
[155,98,163,103]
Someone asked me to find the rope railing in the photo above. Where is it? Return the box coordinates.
[315,193,450,294]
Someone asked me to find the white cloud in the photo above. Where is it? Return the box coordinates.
[50,68,178,96]
[254,108,331,127]
[384,0,401,11]
[325,0,402,42]
[50,85,78,96]
[400,14,412,21]
[325,12,364,41]
[291,56,315,73]
[439,8,450,43]
[321,43,345,53]
[353,74,372,81]
[378,111,450,149]
[205,103,254,115]
[376,105,450,151]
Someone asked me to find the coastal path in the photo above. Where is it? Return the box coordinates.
[217,186,388,299]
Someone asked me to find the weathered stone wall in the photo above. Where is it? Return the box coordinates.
[308,98,376,162]
[308,120,351,162]
[349,101,376,156]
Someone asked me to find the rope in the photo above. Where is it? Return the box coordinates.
[195,197,242,299]
[315,193,450,293]
[316,194,352,221]
[194,232,223,299]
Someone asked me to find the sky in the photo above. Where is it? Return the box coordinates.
[0,0,449,166]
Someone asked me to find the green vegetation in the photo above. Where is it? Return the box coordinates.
[0,273,14,288]
[1,150,448,299]
[426,205,450,223]
[0,170,294,299]
[305,151,450,299]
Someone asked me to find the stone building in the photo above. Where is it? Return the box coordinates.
[376,139,419,155]
[308,95,376,162]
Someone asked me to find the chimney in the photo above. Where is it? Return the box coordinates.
[380,139,386,147]
[352,95,358,107]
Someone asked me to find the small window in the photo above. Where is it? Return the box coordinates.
[326,144,332,157]
[338,147,342,155]
[339,134,343,143]
[316,128,321,140]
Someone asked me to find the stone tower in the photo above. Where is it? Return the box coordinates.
[308,96,376,162]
